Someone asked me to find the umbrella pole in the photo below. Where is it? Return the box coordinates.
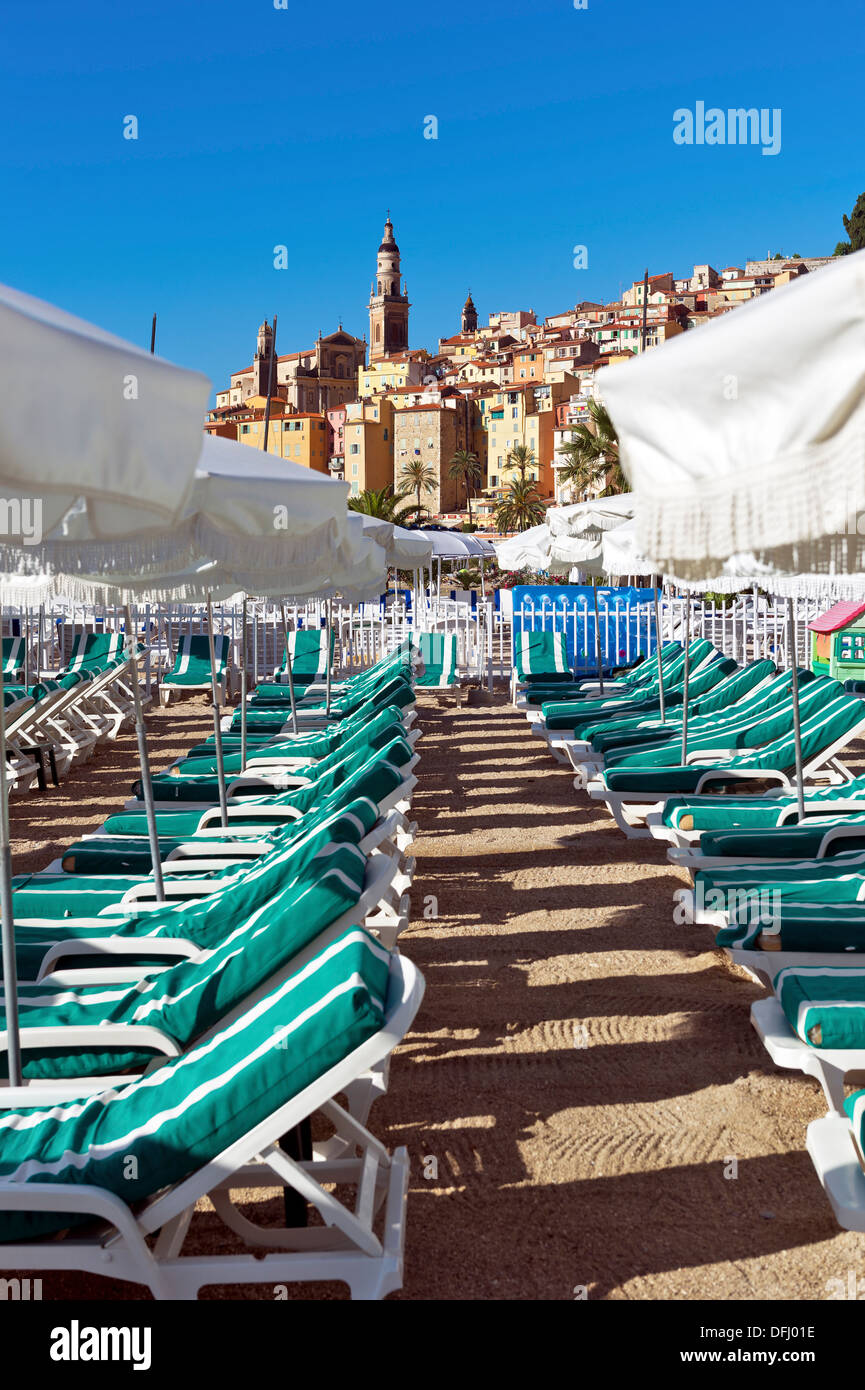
[654,585,666,723]
[681,594,690,764]
[23,607,29,688]
[280,603,299,735]
[123,605,165,901]
[325,599,333,717]
[0,626,22,1087]
[592,583,604,695]
[787,599,806,822]
[240,597,248,772]
[205,594,229,831]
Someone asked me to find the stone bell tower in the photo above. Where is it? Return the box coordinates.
[368,215,410,361]
[252,319,274,397]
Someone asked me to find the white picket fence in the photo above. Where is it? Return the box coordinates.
[1,589,822,696]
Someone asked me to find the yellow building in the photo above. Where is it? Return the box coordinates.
[358,353,428,397]
[344,398,395,497]
[235,401,330,475]
[477,384,555,498]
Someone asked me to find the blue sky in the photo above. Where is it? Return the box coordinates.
[0,0,860,401]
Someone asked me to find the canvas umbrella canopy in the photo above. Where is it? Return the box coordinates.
[601,249,865,581]
[494,523,567,574]
[597,258,865,822]
[0,280,210,538]
[0,283,214,1088]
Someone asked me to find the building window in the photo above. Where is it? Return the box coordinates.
[383,428,388,440]
[350,444,359,454]
[351,463,358,477]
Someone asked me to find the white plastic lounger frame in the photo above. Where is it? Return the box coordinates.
[0,952,424,1301]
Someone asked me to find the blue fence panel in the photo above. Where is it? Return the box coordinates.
[512,585,660,676]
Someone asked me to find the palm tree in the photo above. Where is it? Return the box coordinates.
[347,485,418,526]
[556,400,629,499]
[495,477,546,533]
[398,458,438,520]
[503,443,536,485]
[555,441,606,502]
[447,449,482,524]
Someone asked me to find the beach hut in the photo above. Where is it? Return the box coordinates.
[808,601,865,681]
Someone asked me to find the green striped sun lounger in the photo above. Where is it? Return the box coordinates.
[174,704,408,778]
[415,632,458,687]
[10,798,391,971]
[414,632,462,703]
[588,680,865,838]
[55,788,378,881]
[65,630,125,676]
[513,629,570,685]
[0,930,424,1299]
[750,989,865,1232]
[274,627,335,685]
[0,839,382,1078]
[160,633,231,707]
[136,726,414,805]
[1,636,24,681]
[651,772,865,844]
[242,675,415,728]
[12,739,412,897]
[533,640,720,719]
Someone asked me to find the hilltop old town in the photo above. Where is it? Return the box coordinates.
[203,215,836,528]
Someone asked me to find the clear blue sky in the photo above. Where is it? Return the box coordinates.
[0,0,860,401]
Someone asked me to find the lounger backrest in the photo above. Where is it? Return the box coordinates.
[0,928,390,1243]
[168,633,230,683]
[1,636,23,675]
[514,630,569,680]
[65,630,124,673]
[277,628,335,681]
[726,685,865,772]
[416,632,458,687]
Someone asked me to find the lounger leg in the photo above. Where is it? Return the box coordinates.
[279,1119,311,1227]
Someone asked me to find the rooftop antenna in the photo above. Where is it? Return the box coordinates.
[150,313,157,354]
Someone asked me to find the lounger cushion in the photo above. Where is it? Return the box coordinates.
[776,966,865,1049]
[700,822,865,860]
[415,633,458,688]
[162,634,230,688]
[513,630,569,680]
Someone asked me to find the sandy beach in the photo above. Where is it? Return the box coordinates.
[12,688,863,1300]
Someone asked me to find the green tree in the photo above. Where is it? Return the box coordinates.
[556,400,629,499]
[834,192,865,256]
[447,448,483,524]
[503,443,536,485]
[555,440,606,502]
[347,485,418,525]
[495,476,546,533]
[398,458,438,520]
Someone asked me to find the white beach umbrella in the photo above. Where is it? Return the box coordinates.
[0,284,213,1088]
[0,281,210,536]
[494,523,556,573]
[601,250,865,581]
[599,262,865,819]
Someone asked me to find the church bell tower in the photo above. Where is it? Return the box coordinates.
[368,215,410,362]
